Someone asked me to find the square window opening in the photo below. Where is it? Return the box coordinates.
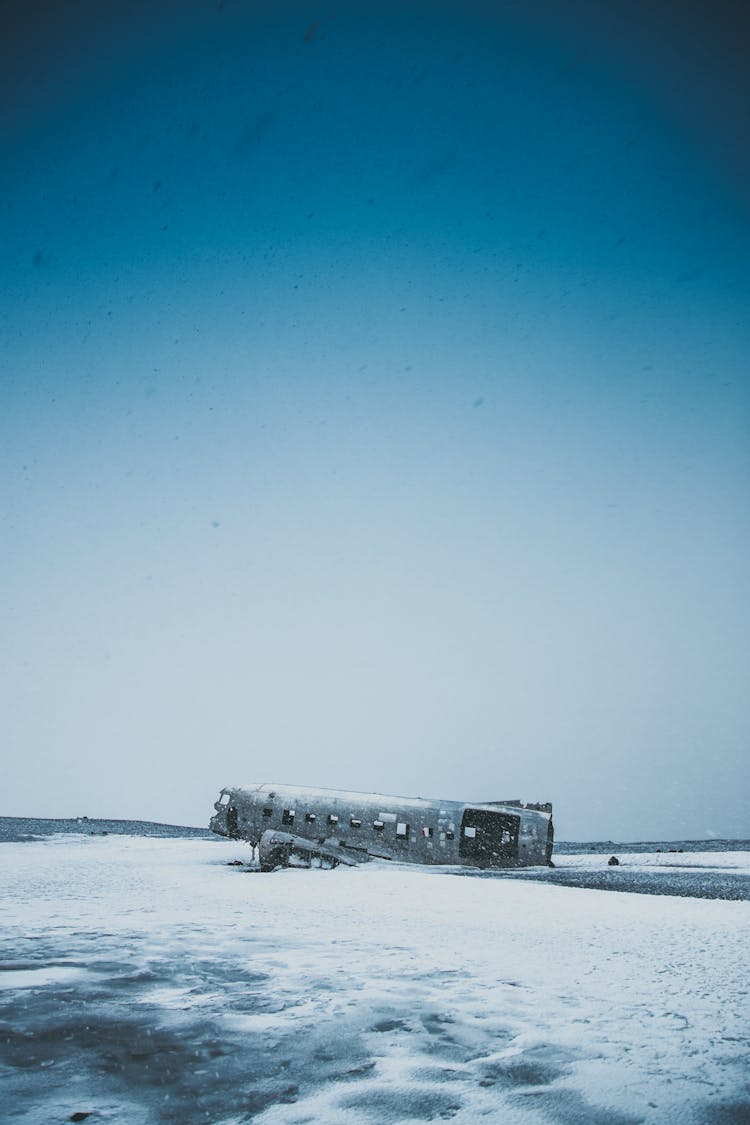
[282,809,295,826]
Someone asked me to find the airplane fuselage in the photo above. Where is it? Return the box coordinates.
[210,782,553,869]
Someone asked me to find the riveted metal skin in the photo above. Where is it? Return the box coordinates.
[210,783,553,869]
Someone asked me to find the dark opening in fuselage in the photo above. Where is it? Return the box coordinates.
[226,805,239,839]
[459,808,520,867]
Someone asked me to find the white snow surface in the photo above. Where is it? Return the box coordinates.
[1,836,748,1124]
[555,850,750,872]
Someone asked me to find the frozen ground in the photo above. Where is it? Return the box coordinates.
[1,835,748,1124]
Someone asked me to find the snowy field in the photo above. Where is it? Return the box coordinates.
[1,835,748,1124]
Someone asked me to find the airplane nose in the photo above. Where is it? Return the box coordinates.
[209,809,228,835]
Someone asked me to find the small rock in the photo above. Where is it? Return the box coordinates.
[607,855,620,866]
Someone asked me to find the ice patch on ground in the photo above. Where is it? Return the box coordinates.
[0,965,91,990]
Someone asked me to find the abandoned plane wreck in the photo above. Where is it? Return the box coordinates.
[210,783,554,871]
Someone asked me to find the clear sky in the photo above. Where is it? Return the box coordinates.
[2,0,748,840]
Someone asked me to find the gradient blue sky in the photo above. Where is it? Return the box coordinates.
[2,1,748,839]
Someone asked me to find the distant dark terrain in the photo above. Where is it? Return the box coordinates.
[0,816,214,843]
[554,838,749,855]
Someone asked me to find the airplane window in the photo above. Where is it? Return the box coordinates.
[446,831,455,841]
[464,826,477,838]
[282,809,295,825]
[421,826,433,838]
[396,822,409,839]
[262,806,273,817]
[350,817,362,828]
[373,820,384,831]
[305,812,316,823]
[219,792,230,805]
[327,814,339,825]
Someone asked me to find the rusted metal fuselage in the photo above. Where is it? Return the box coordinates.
[210,783,553,871]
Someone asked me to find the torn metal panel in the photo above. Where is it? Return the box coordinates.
[210,783,554,870]
[258,830,366,871]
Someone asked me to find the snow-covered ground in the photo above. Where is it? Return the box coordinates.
[1,836,748,1124]
[556,850,750,872]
